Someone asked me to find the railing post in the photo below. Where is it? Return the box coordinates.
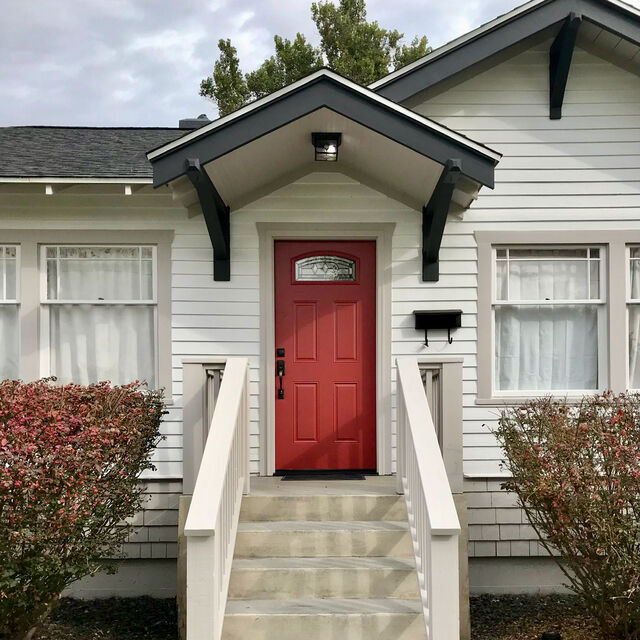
[429,534,460,640]
[186,536,217,640]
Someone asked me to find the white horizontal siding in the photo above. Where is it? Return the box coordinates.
[413,41,640,478]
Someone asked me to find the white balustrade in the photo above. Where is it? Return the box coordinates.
[396,357,461,640]
[184,357,250,640]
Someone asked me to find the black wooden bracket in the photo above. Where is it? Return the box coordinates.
[422,159,462,282]
[185,158,231,281]
[549,12,582,120]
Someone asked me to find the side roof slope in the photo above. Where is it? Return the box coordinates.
[371,0,640,102]
[0,126,185,178]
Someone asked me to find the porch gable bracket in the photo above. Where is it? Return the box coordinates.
[185,158,231,281]
[422,159,462,282]
[550,12,582,119]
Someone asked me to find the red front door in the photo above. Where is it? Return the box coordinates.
[274,241,376,470]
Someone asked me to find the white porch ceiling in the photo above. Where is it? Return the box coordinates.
[200,108,449,212]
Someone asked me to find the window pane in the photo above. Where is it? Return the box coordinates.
[629,306,640,389]
[507,259,590,301]
[590,260,600,300]
[1,246,17,301]
[46,246,154,301]
[508,248,589,259]
[630,254,640,300]
[495,304,598,391]
[0,305,19,380]
[49,305,156,386]
[496,260,508,300]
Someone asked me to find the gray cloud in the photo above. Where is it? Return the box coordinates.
[0,0,638,127]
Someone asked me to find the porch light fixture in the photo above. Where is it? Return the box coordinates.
[312,132,341,162]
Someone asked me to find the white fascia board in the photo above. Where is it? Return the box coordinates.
[146,69,501,164]
[0,177,153,184]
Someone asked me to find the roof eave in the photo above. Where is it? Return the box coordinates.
[372,0,640,102]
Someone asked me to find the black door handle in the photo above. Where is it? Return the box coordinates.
[277,359,285,399]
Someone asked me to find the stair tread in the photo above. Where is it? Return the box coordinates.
[231,556,416,570]
[238,520,409,532]
[226,598,423,615]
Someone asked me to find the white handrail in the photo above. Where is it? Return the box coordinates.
[184,357,250,640]
[396,357,461,640]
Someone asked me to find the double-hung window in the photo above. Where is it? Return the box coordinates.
[493,247,606,394]
[0,246,19,380]
[41,245,157,386]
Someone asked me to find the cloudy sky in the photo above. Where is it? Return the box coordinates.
[0,0,637,128]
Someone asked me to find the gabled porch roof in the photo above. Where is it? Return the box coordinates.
[146,69,500,282]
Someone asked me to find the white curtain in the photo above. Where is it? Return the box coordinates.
[47,247,156,387]
[495,257,599,391]
[0,305,19,380]
[629,256,640,388]
[47,247,152,301]
[50,305,155,386]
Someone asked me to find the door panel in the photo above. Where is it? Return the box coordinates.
[274,240,376,470]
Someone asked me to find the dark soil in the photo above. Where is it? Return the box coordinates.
[33,594,600,640]
[471,594,601,640]
[35,597,178,640]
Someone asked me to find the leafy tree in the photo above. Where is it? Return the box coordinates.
[200,0,430,116]
[199,39,250,117]
[246,34,324,100]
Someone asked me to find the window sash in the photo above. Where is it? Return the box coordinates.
[494,246,604,304]
[41,245,156,303]
[0,245,19,303]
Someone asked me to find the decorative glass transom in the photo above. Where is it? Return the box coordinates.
[295,256,356,282]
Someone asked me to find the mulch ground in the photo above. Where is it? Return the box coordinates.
[33,594,601,640]
[471,594,601,640]
[36,597,178,640]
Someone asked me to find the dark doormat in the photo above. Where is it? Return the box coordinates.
[278,470,372,481]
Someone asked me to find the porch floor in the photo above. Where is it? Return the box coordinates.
[248,474,398,496]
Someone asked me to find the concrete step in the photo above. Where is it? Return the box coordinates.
[228,556,420,600]
[222,598,427,640]
[240,494,407,522]
[235,520,413,558]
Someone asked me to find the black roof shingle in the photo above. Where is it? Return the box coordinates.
[0,126,187,178]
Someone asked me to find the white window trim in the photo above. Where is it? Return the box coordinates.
[491,244,608,397]
[0,230,173,395]
[476,230,640,405]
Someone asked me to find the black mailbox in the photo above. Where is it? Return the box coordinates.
[413,310,462,347]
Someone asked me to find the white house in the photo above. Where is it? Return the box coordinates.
[2,0,640,637]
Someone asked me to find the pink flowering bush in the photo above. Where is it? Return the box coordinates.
[495,393,640,639]
[0,379,165,639]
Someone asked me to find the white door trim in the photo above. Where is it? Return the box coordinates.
[257,222,395,476]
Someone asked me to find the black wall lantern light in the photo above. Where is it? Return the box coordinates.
[312,132,341,162]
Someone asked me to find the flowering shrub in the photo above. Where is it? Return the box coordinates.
[495,393,640,640]
[0,379,165,639]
